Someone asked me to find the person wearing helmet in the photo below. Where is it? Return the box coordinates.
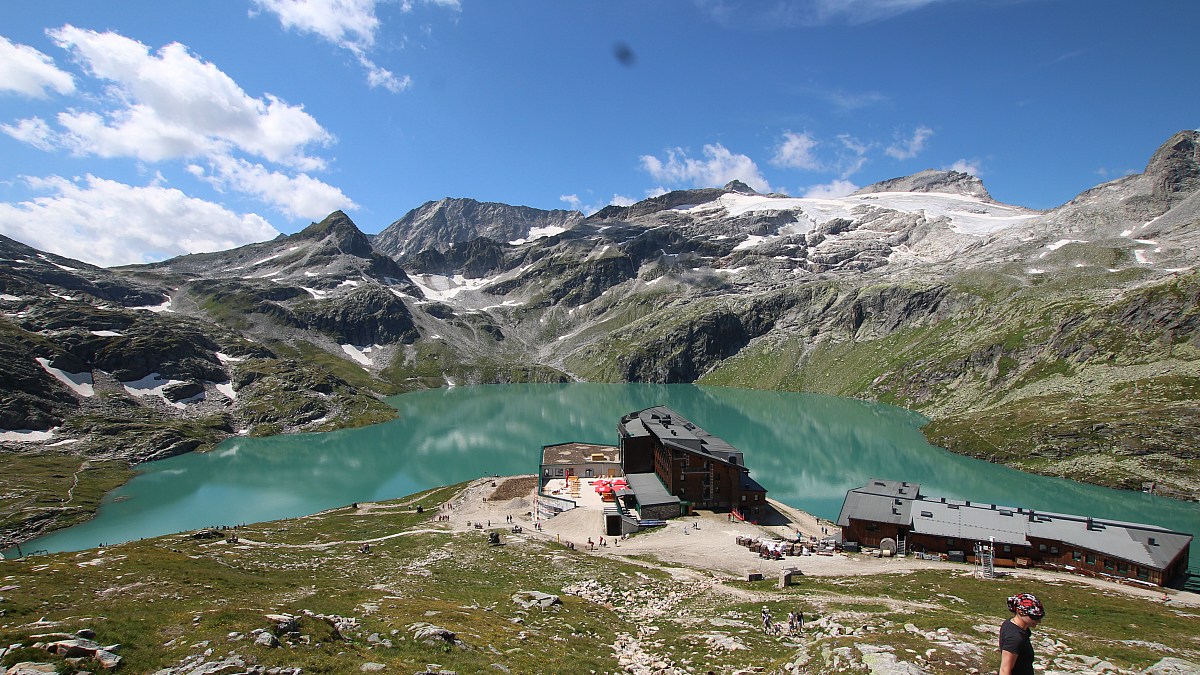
[999,593,1045,675]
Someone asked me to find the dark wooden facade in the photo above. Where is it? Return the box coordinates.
[619,407,766,515]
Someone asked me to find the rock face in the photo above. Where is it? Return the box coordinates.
[372,197,582,260]
[853,169,993,200]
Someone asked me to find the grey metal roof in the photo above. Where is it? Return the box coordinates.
[911,499,1029,546]
[624,472,681,508]
[1026,510,1191,569]
[840,479,1193,571]
[836,490,913,528]
[739,473,767,493]
[835,479,921,527]
[634,406,745,467]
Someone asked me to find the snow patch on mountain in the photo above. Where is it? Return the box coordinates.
[0,428,58,442]
[215,382,237,400]
[509,224,568,245]
[686,191,1039,236]
[131,296,173,312]
[411,273,493,302]
[341,343,377,367]
[122,373,189,409]
[36,357,94,397]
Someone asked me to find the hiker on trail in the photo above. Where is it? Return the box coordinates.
[796,609,803,632]
[786,611,797,634]
[761,606,772,634]
[999,593,1045,675]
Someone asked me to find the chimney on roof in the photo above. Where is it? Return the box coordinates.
[1148,537,1157,546]
[1028,509,1036,522]
[1086,517,1094,530]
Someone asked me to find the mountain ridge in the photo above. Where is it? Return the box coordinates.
[2,130,1198,548]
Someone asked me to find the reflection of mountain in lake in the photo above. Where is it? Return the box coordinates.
[17,384,1199,567]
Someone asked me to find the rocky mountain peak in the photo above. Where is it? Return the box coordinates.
[372,198,583,260]
[723,180,759,195]
[1144,129,1200,197]
[853,169,993,201]
[294,210,373,257]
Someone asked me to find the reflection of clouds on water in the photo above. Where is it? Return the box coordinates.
[14,384,1198,566]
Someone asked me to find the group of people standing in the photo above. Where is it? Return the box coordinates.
[759,606,803,636]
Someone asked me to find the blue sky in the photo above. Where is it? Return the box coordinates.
[1,0,1197,266]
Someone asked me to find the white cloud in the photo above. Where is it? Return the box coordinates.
[835,134,870,178]
[193,156,357,220]
[802,179,859,199]
[885,125,934,160]
[560,192,637,216]
[640,143,771,193]
[0,36,75,98]
[0,175,279,267]
[1,117,58,151]
[771,131,822,170]
[358,53,412,93]
[946,159,981,176]
[252,0,382,48]
[252,0,456,92]
[695,0,949,27]
[43,26,332,169]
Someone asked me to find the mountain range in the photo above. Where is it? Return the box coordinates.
[2,130,1197,548]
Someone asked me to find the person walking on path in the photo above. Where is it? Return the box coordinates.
[999,593,1045,675]
[761,606,772,634]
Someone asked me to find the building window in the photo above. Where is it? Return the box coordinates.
[741,495,746,502]
[1104,559,1115,571]
[1003,545,1012,553]
[1038,544,1047,552]
[1050,547,1059,555]
[1086,553,1096,565]
[1117,562,1128,574]
[555,468,564,477]
[1136,567,1149,580]
[1072,551,1082,562]
[866,523,879,532]
[946,538,956,546]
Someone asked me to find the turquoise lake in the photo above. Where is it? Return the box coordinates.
[14,383,1199,573]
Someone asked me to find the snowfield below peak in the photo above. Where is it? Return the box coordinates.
[685,191,1041,236]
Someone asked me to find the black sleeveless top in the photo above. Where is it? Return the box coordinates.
[999,618,1034,675]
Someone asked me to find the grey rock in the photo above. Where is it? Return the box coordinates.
[511,590,562,610]
[1142,659,1200,675]
[253,632,280,648]
[4,664,58,675]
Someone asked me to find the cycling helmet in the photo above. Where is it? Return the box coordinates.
[1007,593,1045,619]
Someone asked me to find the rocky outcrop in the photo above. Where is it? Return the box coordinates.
[405,237,509,278]
[853,169,993,201]
[298,284,418,345]
[373,198,582,260]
